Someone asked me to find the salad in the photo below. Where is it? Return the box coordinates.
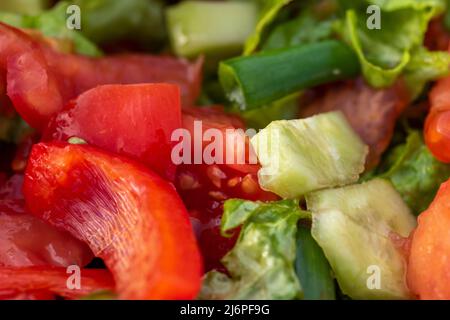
[1,0,450,301]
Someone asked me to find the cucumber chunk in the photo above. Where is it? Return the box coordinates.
[306,178,416,299]
[166,1,258,58]
[251,111,368,199]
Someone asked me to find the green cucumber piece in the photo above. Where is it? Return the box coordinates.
[250,111,368,199]
[166,1,258,58]
[306,178,416,299]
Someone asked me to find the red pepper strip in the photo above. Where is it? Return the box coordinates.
[0,266,114,300]
[24,142,203,299]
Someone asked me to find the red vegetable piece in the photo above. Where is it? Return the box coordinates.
[0,23,202,131]
[24,142,202,299]
[0,266,114,300]
[44,84,182,180]
[0,199,93,268]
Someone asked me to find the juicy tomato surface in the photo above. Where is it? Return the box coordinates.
[176,107,278,272]
[408,179,450,299]
[24,142,202,299]
[0,199,93,268]
[425,74,450,162]
[0,23,202,131]
[44,84,182,180]
[0,266,114,300]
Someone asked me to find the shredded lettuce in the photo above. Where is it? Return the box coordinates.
[263,9,335,50]
[380,131,450,215]
[251,112,368,199]
[340,0,447,89]
[200,199,304,300]
[243,0,293,55]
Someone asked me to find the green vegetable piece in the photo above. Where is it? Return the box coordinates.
[219,40,360,110]
[306,178,416,299]
[200,199,304,300]
[251,111,368,199]
[0,0,49,15]
[295,223,336,300]
[340,0,445,88]
[34,2,102,57]
[404,47,450,99]
[263,9,335,50]
[244,0,293,55]
[380,131,450,215]
[166,1,258,58]
[72,0,166,50]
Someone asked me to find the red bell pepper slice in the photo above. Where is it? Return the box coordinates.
[24,142,203,299]
[0,23,202,131]
[43,84,181,180]
[0,266,114,300]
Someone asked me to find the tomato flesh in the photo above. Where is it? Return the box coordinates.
[24,142,202,299]
[176,107,278,271]
[0,199,93,268]
[408,179,450,299]
[0,23,202,131]
[44,84,182,180]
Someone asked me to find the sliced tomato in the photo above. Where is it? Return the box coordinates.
[176,107,278,271]
[23,142,202,299]
[0,174,24,199]
[407,179,450,299]
[0,199,93,268]
[43,84,182,180]
[0,23,202,131]
[0,266,114,300]
[425,76,450,162]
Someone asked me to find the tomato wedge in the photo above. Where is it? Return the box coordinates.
[0,23,202,131]
[425,75,450,162]
[176,107,278,271]
[44,84,182,180]
[0,266,114,300]
[24,142,202,299]
[0,199,93,268]
[407,179,450,299]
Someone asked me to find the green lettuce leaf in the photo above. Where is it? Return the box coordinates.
[340,0,445,88]
[404,47,450,99]
[263,9,335,50]
[0,2,102,57]
[200,199,304,300]
[243,0,293,55]
[380,131,450,215]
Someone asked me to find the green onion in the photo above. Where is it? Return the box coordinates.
[166,1,258,58]
[219,40,360,110]
[295,223,336,300]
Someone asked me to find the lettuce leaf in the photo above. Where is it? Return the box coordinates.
[243,0,293,55]
[340,0,446,88]
[0,2,102,57]
[380,131,450,215]
[263,9,335,50]
[200,199,304,300]
[404,47,450,99]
